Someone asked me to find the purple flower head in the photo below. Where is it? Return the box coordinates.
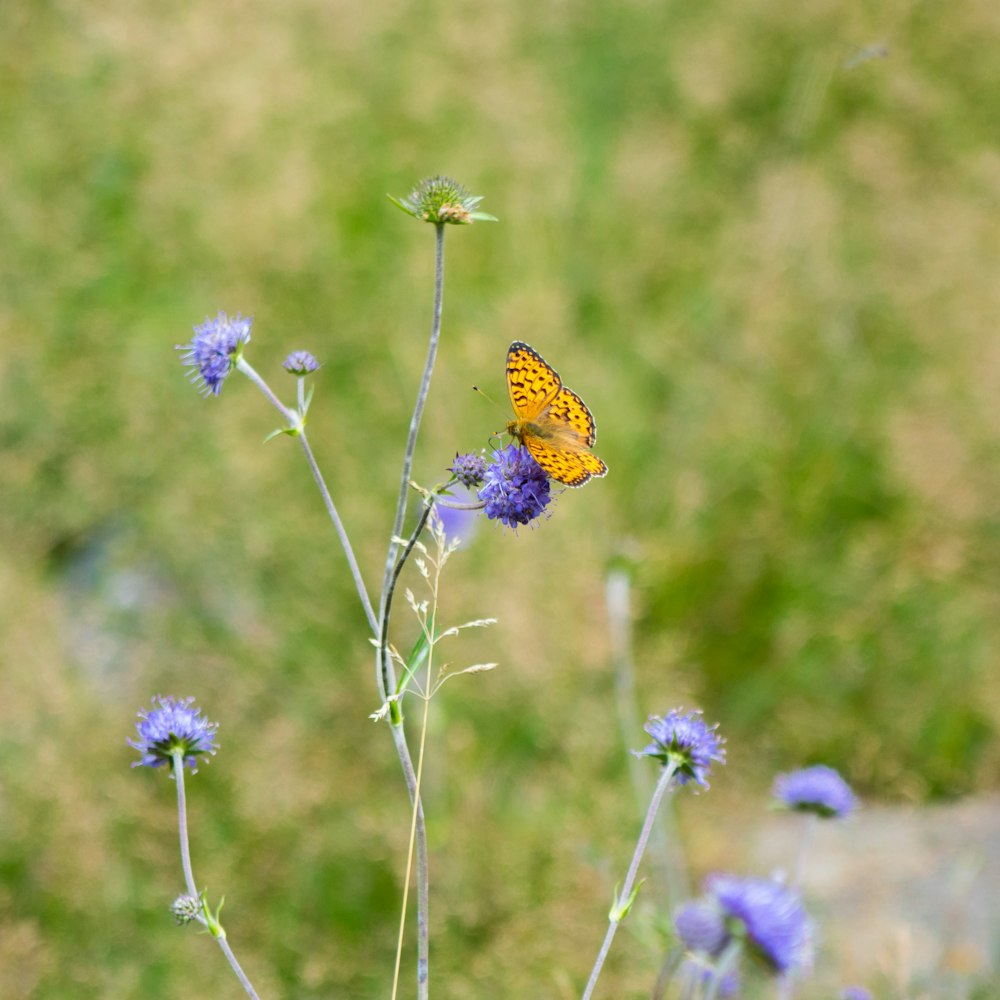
[706,874,812,976]
[773,765,857,819]
[128,695,219,772]
[283,350,320,375]
[634,709,726,787]
[478,444,551,528]
[675,899,728,955]
[177,312,251,396]
[450,451,488,489]
[840,988,872,1000]
[678,959,740,998]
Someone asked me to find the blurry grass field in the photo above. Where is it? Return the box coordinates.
[2,0,1000,996]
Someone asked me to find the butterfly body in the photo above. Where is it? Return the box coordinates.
[505,341,608,487]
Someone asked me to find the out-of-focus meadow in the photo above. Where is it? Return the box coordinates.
[2,0,999,996]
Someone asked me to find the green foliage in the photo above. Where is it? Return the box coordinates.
[2,0,999,996]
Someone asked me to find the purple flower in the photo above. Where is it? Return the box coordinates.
[634,709,726,787]
[450,452,487,489]
[283,350,320,375]
[675,900,728,955]
[177,312,251,396]
[128,696,218,772]
[706,874,812,975]
[773,765,857,819]
[478,445,551,528]
[840,988,872,1000]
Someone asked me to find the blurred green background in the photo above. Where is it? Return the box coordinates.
[2,0,999,996]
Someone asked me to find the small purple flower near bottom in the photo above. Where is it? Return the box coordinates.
[478,444,551,528]
[707,874,812,976]
[128,695,218,771]
[773,765,857,819]
[177,312,251,396]
[675,899,728,955]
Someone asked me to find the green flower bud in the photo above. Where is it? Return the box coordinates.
[388,175,498,225]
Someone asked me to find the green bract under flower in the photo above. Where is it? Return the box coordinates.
[388,175,498,225]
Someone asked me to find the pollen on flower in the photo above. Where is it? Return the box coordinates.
[177,312,252,396]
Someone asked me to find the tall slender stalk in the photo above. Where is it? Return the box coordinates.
[581,761,678,1000]
[376,222,446,1000]
[606,568,685,907]
[379,222,446,696]
[172,753,261,1000]
[236,357,378,635]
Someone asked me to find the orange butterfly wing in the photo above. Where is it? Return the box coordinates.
[505,342,608,488]
[506,342,561,420]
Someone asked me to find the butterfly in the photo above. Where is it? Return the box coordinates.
[505,341,608,487]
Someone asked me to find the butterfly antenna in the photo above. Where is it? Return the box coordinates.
[472,384,510,436]
[472,384,499,407]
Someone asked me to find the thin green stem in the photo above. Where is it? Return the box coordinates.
[791,813,816,887]
[172,753,198,900]
[236,357,378,635]
[378,222,446,696]
[235,357,295,423]
[581,762,678,1000]
[376,225,445,1000]
[606,568,685,907]
[297,429,378,634]
[379,499,436,705]
[389,722,429,1000]
[705,939,743,1000]
[171,753,261,1000]
[390,676,433,1000]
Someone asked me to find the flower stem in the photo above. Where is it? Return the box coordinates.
[791,813,816,887]
[379,499,436,704]
[705,939,742,1000]
[172,752,198,900]
[297,429,379,634]
[376,223,445,1000]
[606,568,685,906]
[580,762,678,1000]
[235,357,296,423]
[390,669,433,1000]
[171,753,261,1000]
[236,357,378,635]
[378,222,446,696]
[389,721,430,1000]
